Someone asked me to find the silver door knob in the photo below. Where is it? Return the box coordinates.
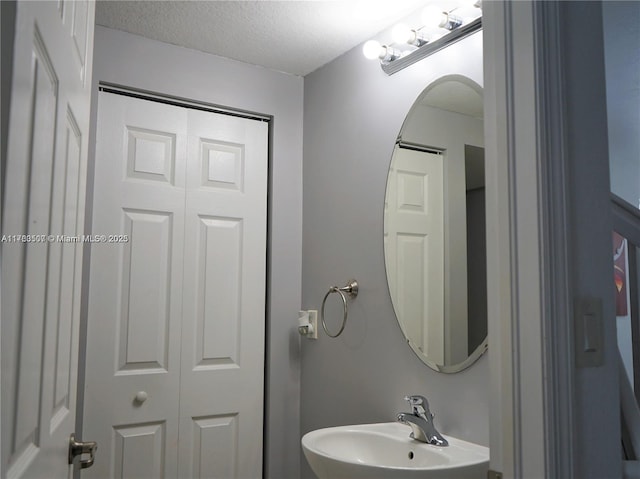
[69,433,97,469]
[135,391,148,403]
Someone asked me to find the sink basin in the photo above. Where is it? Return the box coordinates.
[301,422,489,479]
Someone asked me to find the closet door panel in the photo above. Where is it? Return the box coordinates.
[179,110,268,478]
[83,92,186,478]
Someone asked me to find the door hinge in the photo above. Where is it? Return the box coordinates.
[488,470,503,479]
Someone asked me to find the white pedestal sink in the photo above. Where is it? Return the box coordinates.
[302,422,489,479]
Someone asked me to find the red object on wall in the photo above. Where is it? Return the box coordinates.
[613,231,628,316]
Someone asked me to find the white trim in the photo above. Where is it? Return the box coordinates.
[487,1,622,477]
[485,1,576,476]
[532,2,575,477]
[484,1,520,474]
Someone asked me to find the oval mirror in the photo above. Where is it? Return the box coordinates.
[384,75,487,373]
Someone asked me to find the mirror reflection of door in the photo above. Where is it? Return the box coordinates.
[383,75,487,373]
[385,147,445,363]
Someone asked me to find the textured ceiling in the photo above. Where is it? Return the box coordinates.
[95,0,430,76]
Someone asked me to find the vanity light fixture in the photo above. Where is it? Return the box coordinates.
[391,24,429,47]
[440,12,464,30]
[362,40,402,63]
[363,1,482,75]
[422,5,461,30]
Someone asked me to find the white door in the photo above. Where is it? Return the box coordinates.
[384,147,444,362]
[83,92,268,478]
[178,109,267,478]
[82,93,187,478]
[1,1,95,478]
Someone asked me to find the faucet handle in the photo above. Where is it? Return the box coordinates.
[404,395,431,418]
[404,395,429,407]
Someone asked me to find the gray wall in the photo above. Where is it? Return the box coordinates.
[81,26,304,479]
[561,2,621,475]
[604,0,640,436]
[603,0,640,384]
[301,23,488,478]
[603,1,640,208]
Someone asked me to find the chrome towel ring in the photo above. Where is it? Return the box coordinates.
[320,280,359,338]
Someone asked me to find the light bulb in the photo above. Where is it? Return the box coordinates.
[392,23,429,47]
[422,5,447,29]
[363,40,384,60]
[392,24,413,44]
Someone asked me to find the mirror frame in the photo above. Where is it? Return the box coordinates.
[384,74,488,373]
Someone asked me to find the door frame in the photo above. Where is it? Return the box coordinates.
[484,1,620,477]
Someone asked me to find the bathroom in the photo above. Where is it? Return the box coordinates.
[1,1,639,478]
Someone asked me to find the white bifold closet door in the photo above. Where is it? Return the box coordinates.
[384,147,444,363]
[83,91,267,478]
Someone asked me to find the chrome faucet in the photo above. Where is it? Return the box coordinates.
[397,395,449,446]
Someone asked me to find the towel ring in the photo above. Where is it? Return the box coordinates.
[320,280,359,338]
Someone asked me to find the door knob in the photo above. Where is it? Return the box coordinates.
[69,433,97,469]
[135,391,148,403]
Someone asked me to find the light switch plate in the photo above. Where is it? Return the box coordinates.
[574,297,604,368]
